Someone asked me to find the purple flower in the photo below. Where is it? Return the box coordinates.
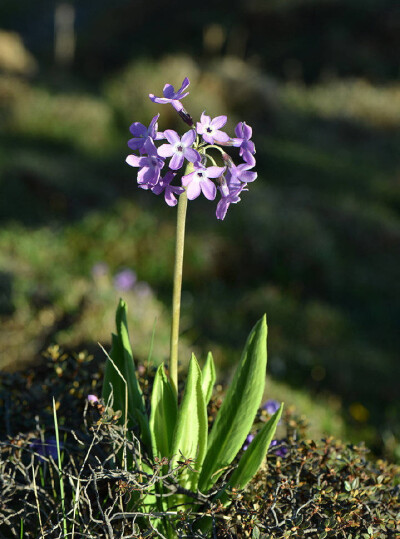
[127,114,163,153]
[149,77,190,113]
[243,433,255,451]
[87,394,99,404]
[225,162,257,192]
[270,439,288,457]
[30,437,61,462]
[157,129,200,170]
[126,138,164,187]
[182,164,225,201]
[232,122,256,162]
[113,269,137,291]
[216,187,246,220]
[152,170,185,207]
[216,175,230,197]
[262,399,281,415]
[196,112,230,145]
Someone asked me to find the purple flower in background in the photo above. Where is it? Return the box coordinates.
[262,399,281,415]
[182,164,225,201]
[126,138,164,187]
[30,437,61,462]
[152,170,185,206]
[149,77,190,113]
[87,394,99,404]
[135,281,153,298]
[113,269,137,291]
[243,433,255,451]
[197,112,230,145]
[232,122,256,162]
[270,439,288,457]
[157,129,200,170]
[91,262,109,278]
[127,114,163,152]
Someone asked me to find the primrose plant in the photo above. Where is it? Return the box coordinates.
[102,77,283,535]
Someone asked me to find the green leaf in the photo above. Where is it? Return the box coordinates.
[102,300,148,438]
[149,364,178,460]
[170,354,207,491]
[201,352,216,405]
[102,332,126,420]
[198,316,268,492]
[115,299,145,415]
[223,405,283,499]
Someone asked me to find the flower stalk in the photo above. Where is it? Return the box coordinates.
[169,164,192,395]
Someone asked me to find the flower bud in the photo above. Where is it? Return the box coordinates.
[177,107,194,127]
[216,174,229,197]
[222,152,234,167]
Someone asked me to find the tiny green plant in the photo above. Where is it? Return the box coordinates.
[52,397,67,538]
[101,77,283,535]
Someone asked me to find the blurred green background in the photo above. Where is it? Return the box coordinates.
[0,0,399,459]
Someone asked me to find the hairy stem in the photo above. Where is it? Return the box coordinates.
[170,163,193,396]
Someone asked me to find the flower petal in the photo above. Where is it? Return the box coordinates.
[196,121,204,135]
[177,77,190,95]
[143,137,158,155]
[157,144,174,158]
[238,170,257,183]
[213,130,230,143]
[186,178,201,200]
[126,155,142,167]
[181,129,196,147]
[162,84,175,98]
[243,153,256,167]
[201,178,217,200]
[169,153,184,170]
[148,114,160,137]
[184,148,201,163]
[182,171,195,187]
[127,138,145,151]
[216,198,229,220]
[210,115,227,129]
[205,166,226,179]
[164,188,179,206]
[149,94,172,104]
[200,111,211,125]
[202,133,214,144]
[129,122,147,136]
[171,99,184,112]
[163,129,180,145]
[242,123,252,140]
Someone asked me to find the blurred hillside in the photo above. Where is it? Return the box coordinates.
[0,0,399,459]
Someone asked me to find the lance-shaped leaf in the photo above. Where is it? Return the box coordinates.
[102,333,126,420]
[102,300,147,433]
[196,405,284,536]
[198,315,268,493]
[201,352,216,405]
[222,404,283,500]
[150,364,178,460]
[170,354,207,492]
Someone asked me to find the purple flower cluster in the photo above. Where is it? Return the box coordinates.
[126,78,257,220]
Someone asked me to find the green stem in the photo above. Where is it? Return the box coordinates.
[170,163,193,396]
